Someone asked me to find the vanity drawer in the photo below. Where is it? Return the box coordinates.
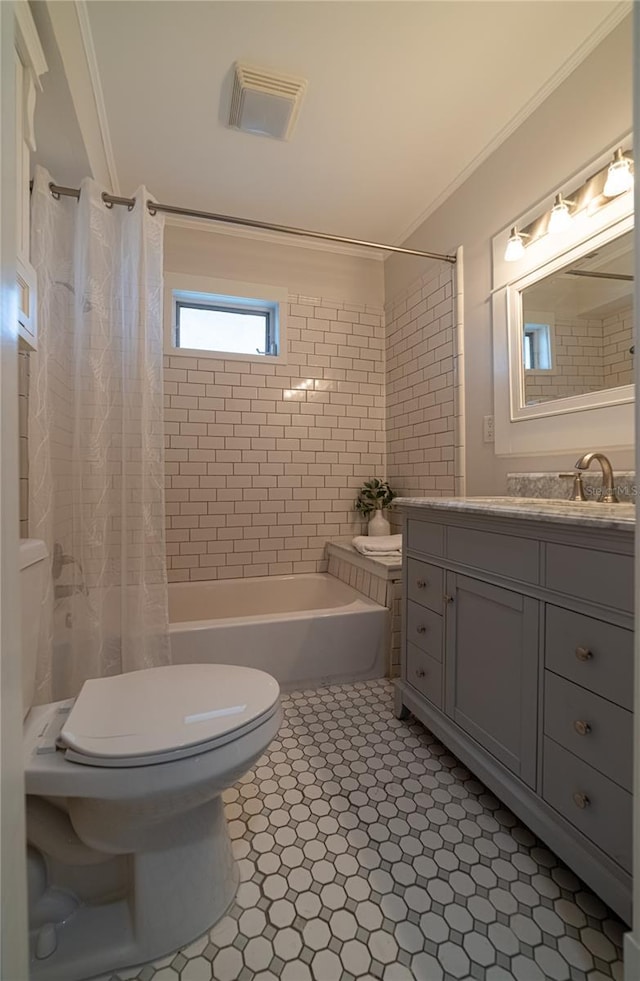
[542,737,631,872]
[545,543,633,613]
[446,526,539,584]
[406,643,442,708]
[544,671,632,791]
[407,558,443,614]
[407,518,444,557]
[545,605,633,710]
[406,602,443,661]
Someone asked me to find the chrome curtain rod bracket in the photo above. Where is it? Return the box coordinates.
[47,183,456,263]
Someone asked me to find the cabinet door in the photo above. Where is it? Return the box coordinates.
[445,573,539,788]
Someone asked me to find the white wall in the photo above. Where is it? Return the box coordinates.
[384,16,634,494]
[165,224,384,309]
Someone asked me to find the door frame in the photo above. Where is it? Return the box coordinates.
[0,2,28,976]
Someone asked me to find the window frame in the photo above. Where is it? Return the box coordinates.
[164,273,288,364]
[523,321,554,373]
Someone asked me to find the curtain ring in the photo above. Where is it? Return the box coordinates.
[101,192,114,209]
[49,182,60,200]
[147,201,157,217]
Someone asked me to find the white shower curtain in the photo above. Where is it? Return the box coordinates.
[29,166,170,703]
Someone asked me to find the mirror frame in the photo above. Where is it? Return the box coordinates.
[491,137,634,457]
[507,215,634,422]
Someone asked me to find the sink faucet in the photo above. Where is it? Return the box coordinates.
[574,451,619,503]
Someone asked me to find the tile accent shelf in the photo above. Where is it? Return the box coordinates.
[326,541,402,677]
[394,496,634,924]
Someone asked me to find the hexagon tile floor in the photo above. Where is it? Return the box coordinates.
[102,679,625,981]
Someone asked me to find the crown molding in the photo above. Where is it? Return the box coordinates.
[43,0,118,191]
[74,1,119,194]
[14,1,47,82]
[394,1,632,249]
[164,214,385,261]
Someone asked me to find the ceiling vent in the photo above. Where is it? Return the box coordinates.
[229,63,307,141]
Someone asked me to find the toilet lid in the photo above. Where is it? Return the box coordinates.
[60,664,280,766]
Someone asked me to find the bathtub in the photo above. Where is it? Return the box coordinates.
[169,573,388,688]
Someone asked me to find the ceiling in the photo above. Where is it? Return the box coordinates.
[34,1,629,246]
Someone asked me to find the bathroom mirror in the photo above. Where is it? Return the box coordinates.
[500,212,635,433]
[520,230,633,407]
[492,139,634,456]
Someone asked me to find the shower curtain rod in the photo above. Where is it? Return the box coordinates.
[47,182,457,264]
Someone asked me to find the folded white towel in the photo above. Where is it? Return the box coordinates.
[352,534,402,555]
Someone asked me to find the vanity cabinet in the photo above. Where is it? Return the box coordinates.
[395,504,634,923]
[444,574,539,788]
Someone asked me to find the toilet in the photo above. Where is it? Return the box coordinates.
[20,540,281,981]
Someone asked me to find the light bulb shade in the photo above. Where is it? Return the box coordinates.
[504,229,525,262]
[604,156,633,197]
[548,197,572,234]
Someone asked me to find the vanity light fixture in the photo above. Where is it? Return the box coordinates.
[504,142,634,263]
[504,227,528,262]
[547,193,574,234]
[603,148,634,197]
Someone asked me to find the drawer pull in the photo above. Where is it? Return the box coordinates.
[573,792,590,809]
[443,594,454,604]
[575,646,593,662]
[416,668,426,678]
[573,720,591,736]
[416,624,426,634]
[416,579,428,589]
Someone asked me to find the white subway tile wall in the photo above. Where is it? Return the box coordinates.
[385,268,456,504]
[164,294,385,581]
[524,306,633,404]
[603,307,633,388]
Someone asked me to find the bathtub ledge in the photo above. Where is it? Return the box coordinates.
[326,540,402,577]
[326,541,402,679]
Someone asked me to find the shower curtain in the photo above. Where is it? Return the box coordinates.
[29,166,170,703]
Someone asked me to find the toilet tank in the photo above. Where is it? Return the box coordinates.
[19,539,48,718]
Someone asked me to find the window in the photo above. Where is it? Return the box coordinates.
[523,322,553,371]
[165,274,288,363]
[176,298,276,356]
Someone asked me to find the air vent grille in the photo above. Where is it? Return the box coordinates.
[229,62,307,141]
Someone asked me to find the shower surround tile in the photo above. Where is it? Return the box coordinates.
[326,542,402,677]
[101,680,624,981]
[164,294,385,582]
[385,267,457,529]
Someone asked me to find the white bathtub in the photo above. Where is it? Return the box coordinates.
[169,573,388,688]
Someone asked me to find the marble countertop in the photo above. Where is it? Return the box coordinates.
[394,496,635,532]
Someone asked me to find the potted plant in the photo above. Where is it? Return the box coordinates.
[355,478,395,536]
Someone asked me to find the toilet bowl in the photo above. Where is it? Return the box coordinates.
[20,541,281,981]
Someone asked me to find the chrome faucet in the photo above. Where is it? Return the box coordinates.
[574,451,619,503]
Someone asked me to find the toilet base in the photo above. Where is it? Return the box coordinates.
[29,795,239,981]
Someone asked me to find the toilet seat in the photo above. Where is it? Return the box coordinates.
[59,664,280,767]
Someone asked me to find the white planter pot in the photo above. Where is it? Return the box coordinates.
[368,511,390,537]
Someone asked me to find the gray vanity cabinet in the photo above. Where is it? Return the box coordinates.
[444,574,538,788]
[395,504,633,923]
